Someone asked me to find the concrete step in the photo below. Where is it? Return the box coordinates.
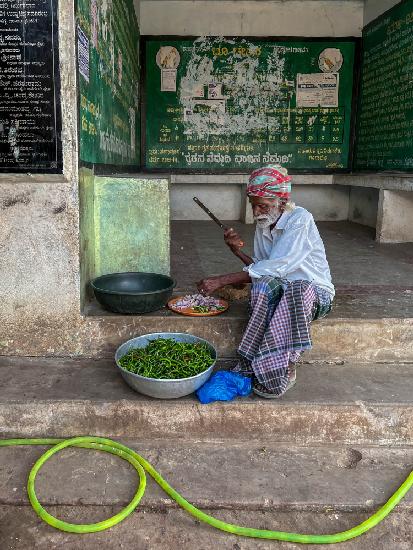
[0,357,412,445]
[1,441,412,510]
[83,287,413,362]
[0,441,412,549]
[1,506,411,549]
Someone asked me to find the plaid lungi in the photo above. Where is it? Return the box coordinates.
[235,277,332,396]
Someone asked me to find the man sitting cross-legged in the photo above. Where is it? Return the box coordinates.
[197,164,334,398]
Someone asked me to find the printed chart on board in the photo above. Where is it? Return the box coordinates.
[77,0,140,166]
[0,0,62,172]
[143,38,357,172]
[355,0,413,172]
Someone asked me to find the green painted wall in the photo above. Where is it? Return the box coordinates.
[93,177,170,277]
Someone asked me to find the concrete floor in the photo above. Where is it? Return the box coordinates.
[171,220,413,292]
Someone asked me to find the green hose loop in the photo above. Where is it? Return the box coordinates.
[27,437,147,533]
[1,436,412,543]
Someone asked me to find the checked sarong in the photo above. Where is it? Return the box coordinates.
[235,277,332,396]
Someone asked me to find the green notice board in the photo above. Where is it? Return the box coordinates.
[355,0,413,172]
[77,0,140,166]
[143,37,357,172]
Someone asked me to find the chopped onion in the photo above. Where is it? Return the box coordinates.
[175,293,224,311]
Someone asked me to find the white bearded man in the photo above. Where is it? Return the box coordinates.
[197,165,334,398]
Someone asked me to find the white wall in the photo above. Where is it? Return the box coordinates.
[171,184,243,220]
[377,190,413,243]
[141,0,364,36]
[348,187,378,228]
[293,185,350,221]
[364,0,401,25]
[170,183,350,221]
[134,0,140,24]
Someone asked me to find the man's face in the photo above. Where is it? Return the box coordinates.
[249,196,280,228]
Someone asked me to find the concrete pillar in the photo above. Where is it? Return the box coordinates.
[376,190,413,243]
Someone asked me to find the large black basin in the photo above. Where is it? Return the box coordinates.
[91,272,176,314]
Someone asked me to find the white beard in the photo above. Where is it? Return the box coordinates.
[254,207,281,229]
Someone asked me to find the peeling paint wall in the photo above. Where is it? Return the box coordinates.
[0,183,79,320]
[179,37,285,140]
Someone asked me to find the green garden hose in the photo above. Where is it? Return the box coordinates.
[1,436,412,543]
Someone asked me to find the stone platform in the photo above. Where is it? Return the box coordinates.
[0,355,412,549]
[82,221,413,362]
[1,357,412,445]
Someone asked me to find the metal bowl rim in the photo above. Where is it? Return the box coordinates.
[115,332,217,383]
[91,272,176,296]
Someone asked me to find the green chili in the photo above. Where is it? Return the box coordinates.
[119,339,214,379]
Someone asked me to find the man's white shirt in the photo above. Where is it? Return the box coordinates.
[244,206,335,297]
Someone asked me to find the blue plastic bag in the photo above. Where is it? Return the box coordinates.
[196,371,252,404]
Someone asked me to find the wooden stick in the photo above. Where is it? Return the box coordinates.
[192,197,244,247]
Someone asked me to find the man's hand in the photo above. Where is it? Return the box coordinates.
[197,276,225,296]
[224,227,244,251]
[197,272,251,295]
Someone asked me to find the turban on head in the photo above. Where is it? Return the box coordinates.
[247,164,292,198]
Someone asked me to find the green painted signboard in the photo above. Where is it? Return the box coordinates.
[143,37,357,172]
[77,0,140,166]
[355,0,413,172]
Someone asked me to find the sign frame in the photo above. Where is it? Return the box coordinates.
[141,35,361,175]
[354,0,413,173]
[0,0,63,174]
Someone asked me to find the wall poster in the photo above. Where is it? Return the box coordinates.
[0,0,62,173]
[77,0,140,166]
[143,37,357,173]
[355,0,413,172]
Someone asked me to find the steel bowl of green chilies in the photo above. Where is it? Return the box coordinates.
[115,333,217,398]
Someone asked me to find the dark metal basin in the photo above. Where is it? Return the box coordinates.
[91,272,176,314]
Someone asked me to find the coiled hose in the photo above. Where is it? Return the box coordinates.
[1,436,412,544]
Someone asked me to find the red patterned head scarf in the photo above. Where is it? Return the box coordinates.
[247,164,292,199]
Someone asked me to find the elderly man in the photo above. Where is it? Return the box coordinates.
[197,165,334,398]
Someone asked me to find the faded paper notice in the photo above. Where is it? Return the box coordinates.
[183,107,193,121]
[184,99,226,128]
[181,84,205,99]
[90,0,98,49]
[208,82,224,99]
[194,99,226,123]
[319,48,343,73]
[296,73,339,108]
[156,46,181,69]
[161,69,177,92]
[78,26,90,82]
